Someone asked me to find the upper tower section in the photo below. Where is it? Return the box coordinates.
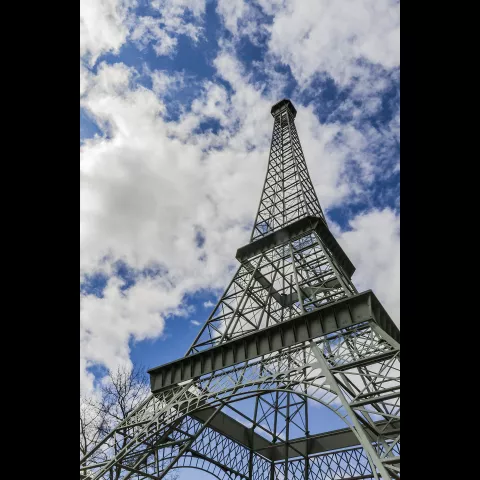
[250,99,325,242]
[271,98,297,118]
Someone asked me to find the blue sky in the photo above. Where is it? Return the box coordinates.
[80,1,399,477]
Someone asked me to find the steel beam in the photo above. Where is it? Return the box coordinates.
[257,421,400,461]
[236,215,356,278]
[191,405,399,462]
[148,290,399,391]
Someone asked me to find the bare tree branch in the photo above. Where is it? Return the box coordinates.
[80,365,179,479]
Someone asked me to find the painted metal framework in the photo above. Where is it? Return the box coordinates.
[80,99,400,479]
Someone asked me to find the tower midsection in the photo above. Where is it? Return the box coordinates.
[186,219,357,359]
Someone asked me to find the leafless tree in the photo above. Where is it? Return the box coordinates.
[80,365,179,480]
[80,393,107,460]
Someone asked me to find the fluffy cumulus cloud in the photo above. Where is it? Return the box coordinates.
[80,57,268,390]
[218,0,399,87]
[131,0,205,57]
[80,0,206,65]
[80,0,136,64]
[331,209,400,326]
[80,0,399,394]
[81,274,186,392]
[267,0,399,87]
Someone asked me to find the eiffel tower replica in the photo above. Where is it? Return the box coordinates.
[80,99,400,479]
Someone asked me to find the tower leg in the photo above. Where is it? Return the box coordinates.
[309,340,392,479]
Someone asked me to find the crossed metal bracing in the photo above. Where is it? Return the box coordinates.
[187,228,357,355]
[279,443,399,480]
[80,99,400,479]
[80,321,400,479]
[251,100,325,242]
[149,414,269,479]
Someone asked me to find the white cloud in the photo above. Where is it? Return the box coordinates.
[131,16,179,57]
[150,69,186,97]
[80,0,136,65]
[80,60,267,388]
[153,0,206,18]
[80,62,92,96]
[217,0,399,96]
[80,0,207,66]
[190,320,201,326]
[203,300,215,308]
[216,0,249,37]
[216,0,272,46]
[131,0,206,57]
[266,0,399,88]
[331,209,400,326]
[80,268,197,390]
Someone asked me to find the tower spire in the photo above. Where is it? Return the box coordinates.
[251,99,325,242]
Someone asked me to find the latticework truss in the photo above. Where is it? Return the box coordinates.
[80,99,400,479]
[251,100,324,242]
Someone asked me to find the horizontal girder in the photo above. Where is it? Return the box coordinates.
[192,405,399,462]
[148,290,399,391]
[237,215,356,278]
[82,316,400,479]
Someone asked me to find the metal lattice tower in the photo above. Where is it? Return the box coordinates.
[80,99,400,480]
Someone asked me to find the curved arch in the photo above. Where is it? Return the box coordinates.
[158,373,351,438]
[151,336,381,454]
[157,413,260,480]
[170,465,224,480]
[166,456,239,480]
[80,328,398,479]
[154,387,358,480]
[202,385,349,426]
